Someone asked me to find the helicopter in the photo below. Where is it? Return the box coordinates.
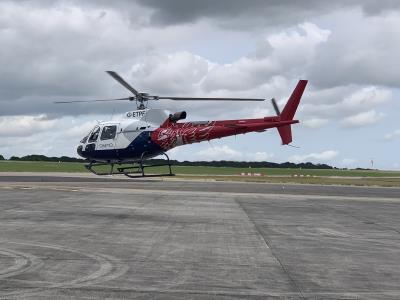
[56,71,308,177]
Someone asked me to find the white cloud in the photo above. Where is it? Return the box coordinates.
[191,145,274,161]
[342,86,391,109]
[129,51,211,95]
[253,151,274,161]
[341,110,384,128]
[302,118,329,128]
[202,22,330,92]
[63,121,97,139]
[0,115,56,137]
[385,129,400,140]
[301,85,392,123]
[0,114,107,158]
[266,22,330,60]
[288,150,339,163]
[309,9,400,88]
[196,145,242,160]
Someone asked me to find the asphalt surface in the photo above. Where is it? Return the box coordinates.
[0,174,399,199]
[0,175,400,299]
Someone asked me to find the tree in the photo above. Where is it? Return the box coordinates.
[0,155,4,160]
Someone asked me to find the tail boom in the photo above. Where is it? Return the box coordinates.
[152,80,307,149]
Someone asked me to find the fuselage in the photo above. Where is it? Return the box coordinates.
[77,108,297,163]
[77,79,307,164]
[77,109,166,163]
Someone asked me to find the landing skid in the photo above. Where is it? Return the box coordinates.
[85,152,175,178]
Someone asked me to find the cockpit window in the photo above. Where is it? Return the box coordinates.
[88,126,100,142]
[80,135,88,144]
[100,125,117,140]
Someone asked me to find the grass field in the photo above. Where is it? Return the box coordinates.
[0,161,86,173]
[1,160,400,178]
[175,175,400,187]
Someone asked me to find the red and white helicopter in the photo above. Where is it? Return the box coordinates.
[56,71,307,177]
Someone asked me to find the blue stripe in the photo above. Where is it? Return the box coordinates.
[79,131,164,162]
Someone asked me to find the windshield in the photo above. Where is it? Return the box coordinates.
[80,135,88,144]
[88,126,100,143]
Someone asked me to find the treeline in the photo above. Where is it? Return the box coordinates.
[4,154,86,163]
[150,159,333,169]
[0,154,334,169]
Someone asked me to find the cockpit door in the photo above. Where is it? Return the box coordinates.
[96,124,118,152]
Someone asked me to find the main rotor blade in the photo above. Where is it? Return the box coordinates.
[106,71,140,96]
[157,96,265,101]
[54,97,133,104]
[271,98,281,115]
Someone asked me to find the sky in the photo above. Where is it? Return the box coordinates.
[0,0,399,169]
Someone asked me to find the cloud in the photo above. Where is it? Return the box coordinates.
[308,9,400,88]
[0,1,213,117]
[341,110,384,128]
[136,0,332,28]
[118,22,331,120]
[0,1,395,125]
[302,118,329,128]
[385,129,400,140]
[253,151,274,161]
[193,145,274,161]
[301,86,391,126]
[135,0,400,28]
[128,51,210,95]
[202,22,330,92]
[0,114,103,158]
[288,150,339,163]
[0,115,56,137]
[342,86,391,109]
[196,145,242,160]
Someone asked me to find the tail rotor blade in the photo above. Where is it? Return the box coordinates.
[271,98,281,116]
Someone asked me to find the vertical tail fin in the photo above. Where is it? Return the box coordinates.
[280,80,308,121]
[277,80,308,145]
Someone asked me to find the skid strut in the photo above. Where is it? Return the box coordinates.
[85,152,174,178]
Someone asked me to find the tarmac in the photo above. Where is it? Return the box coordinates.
[0,173,399,299]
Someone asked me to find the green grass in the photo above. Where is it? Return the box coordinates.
[1,160,400,187]
[0,161,86,172]
[170,166,400,177]
[1,160,400,177]
[176,175,400,187]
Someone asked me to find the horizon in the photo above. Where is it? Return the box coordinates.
[0,153,384,171]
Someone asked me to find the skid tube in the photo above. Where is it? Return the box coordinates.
[85,152,175,178]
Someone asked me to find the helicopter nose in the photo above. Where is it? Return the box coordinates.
[77,145,86,158]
